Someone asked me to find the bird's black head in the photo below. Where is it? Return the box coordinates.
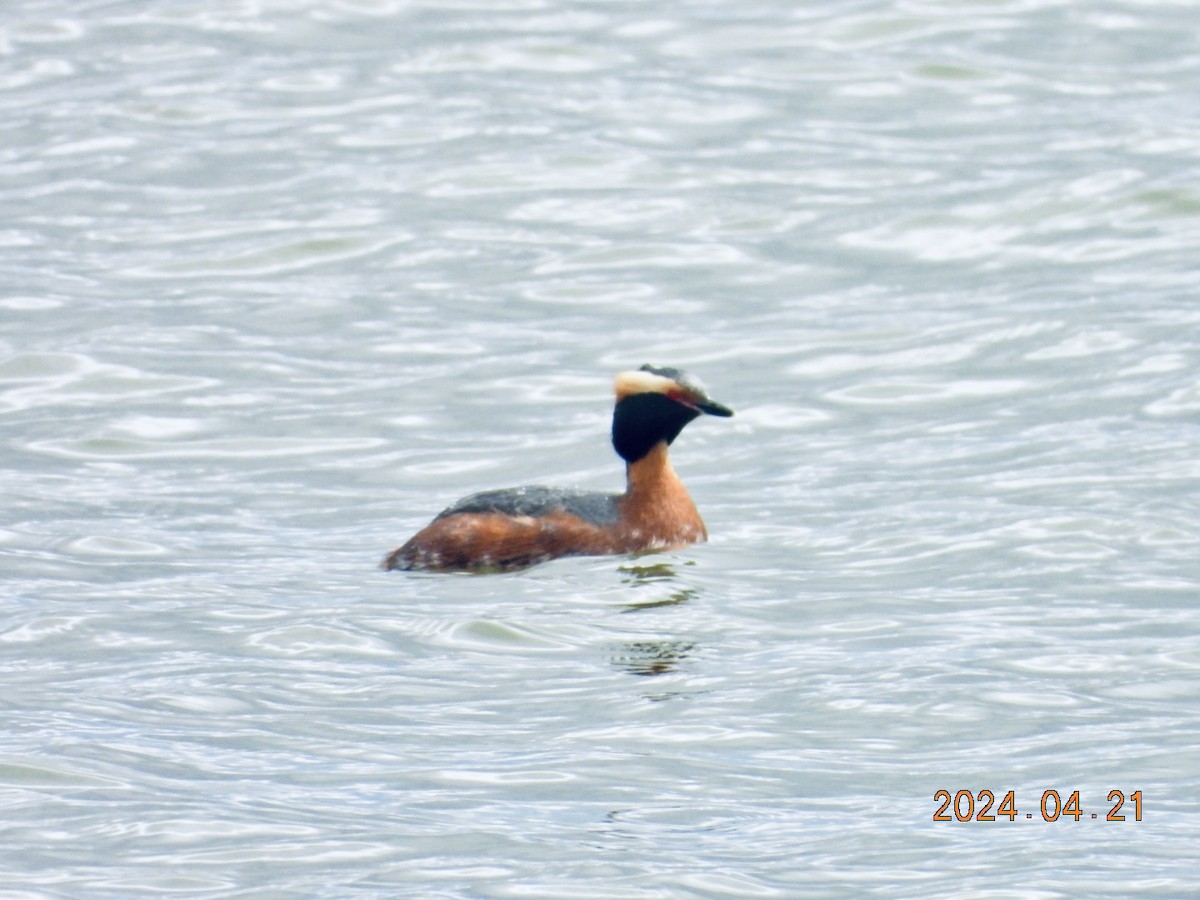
[611,364,733,463]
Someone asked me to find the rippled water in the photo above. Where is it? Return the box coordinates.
[3,0,1199,896]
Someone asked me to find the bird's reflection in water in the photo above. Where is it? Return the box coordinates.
[611,563,700,678]
[611,640,695,677]
[617,562,697,611]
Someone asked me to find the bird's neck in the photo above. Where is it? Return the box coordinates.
[624,441,678,496]
[620,442,705,541]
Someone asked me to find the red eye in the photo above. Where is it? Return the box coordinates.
[666,389,698,410]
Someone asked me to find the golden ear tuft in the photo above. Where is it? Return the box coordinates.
[613,369,678,401]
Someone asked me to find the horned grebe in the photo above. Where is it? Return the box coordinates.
[382,364,733,572]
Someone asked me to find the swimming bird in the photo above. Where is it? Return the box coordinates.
[383,364,733,572]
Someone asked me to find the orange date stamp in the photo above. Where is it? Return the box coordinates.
[933,789,1143,822]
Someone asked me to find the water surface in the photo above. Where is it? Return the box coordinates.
[3,0,1198,896]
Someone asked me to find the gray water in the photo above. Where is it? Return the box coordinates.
[3,1,1199,896]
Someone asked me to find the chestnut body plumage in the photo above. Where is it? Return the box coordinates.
[383,365,733,572]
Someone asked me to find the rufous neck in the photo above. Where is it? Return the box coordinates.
[624,441,679,497]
